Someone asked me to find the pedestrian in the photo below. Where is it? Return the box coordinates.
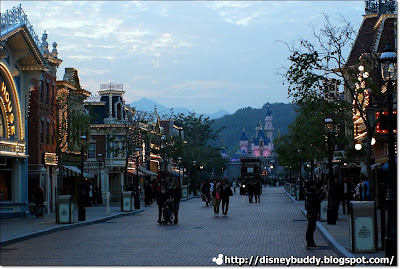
[247,181,254,203]
[144,180,152,206]
[201,181,210,206]
[170,181,181,224]
[33,185,45,218]
[232,178,237,194]
[220,181,232,216]
[89,184,94,206]
[305,181,327,249]
[157,185,168,224]
[361,175,370,201]
[333,178,341,217]
[254,180,261,203]
[212,181,222,217]
[341,177,351,214]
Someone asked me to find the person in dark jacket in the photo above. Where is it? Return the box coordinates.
[220,180,232,216]
[305,181,327,249]
[201,181,211,206]
[33,185,45,218]
[247,181,254,203]
[254,180,261,203]
[157,185,168,224]
[170,181,181,224]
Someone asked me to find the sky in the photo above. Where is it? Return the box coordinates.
[1,1,365,114]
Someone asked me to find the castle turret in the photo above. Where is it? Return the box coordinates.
[264,105,274,145]
[239,128,249,154]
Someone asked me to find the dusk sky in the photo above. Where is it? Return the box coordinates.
[1,1,365,114]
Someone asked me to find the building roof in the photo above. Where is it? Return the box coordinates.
[239,129,248,141]
[347,12,396,67]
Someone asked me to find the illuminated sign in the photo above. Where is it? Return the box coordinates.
[376,111,397,134]
[44,152,58,166]
[0,62,23,140]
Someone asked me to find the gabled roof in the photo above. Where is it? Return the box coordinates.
[347,13,396,66]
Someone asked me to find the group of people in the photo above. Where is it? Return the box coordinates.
[156,180,181,224]
[201,179,233,217]
[304,174,371,249]
[245,180,261,203]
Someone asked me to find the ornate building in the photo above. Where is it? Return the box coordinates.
[239,106,274,158]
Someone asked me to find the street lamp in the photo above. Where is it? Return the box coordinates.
[324,118,336,225]
[97,153,103,204]
[79,135,87,221]
[135,148,140,186]
[193,160,197,195]
[379,44,397,263]
[178,157,182,188]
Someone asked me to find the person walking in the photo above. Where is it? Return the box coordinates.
[254,180,261,203]
[170,181,181,224]
[157,185,168,224]
[144,180,152,206]
[221,181,232,216]
[232,179,237,194]
[305,181,327,249]
[201,181,210,206]
[212,181,222,217]
[341,177,351,214]
[247,181,254,203]
[33,185,45,218]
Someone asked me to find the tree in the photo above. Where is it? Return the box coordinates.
[280,14,386,186]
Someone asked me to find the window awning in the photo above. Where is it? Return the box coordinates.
[139,167,158,176]
[63,165,95,178]
[127,169,144,176]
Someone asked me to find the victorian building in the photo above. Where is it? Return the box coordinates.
[0,5,46,217]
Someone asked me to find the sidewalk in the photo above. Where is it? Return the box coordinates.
[285,190,385,259]
[0,195,196,247]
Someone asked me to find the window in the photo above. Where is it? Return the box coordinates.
[88,143,96,159]
[117,103,122,120]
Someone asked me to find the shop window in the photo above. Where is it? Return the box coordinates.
[0,159,12,201]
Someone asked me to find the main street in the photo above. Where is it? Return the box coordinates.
[1,187,336,266]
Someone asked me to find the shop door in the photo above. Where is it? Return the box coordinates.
[109,173,121,202]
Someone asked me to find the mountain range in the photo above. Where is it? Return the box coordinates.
[130,98,230,119]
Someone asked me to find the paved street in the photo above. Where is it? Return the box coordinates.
[1,187,336,266]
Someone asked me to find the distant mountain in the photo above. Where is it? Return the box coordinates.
[130,98,231,119]
[211,103,297,157]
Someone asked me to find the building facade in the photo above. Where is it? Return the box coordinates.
[0,5,43,218]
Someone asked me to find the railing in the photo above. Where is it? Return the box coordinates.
[1,4,41,52]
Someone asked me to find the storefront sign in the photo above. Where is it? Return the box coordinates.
[0,62,23,140]
[44,152,58,166]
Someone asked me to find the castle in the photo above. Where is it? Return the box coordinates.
[239,105,274,158]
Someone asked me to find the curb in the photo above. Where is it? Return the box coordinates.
[299,208,355,258]
[1,196,198,247]
[284,191,302,204]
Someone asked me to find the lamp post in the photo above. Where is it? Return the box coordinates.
[379,44,397,263]
[79,135,87,221]
[178,157,182,188]
[325,118,336,225]
[135,148,140,187]
[97,153,103,204]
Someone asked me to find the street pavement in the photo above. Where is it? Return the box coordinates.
[1,186,337,266]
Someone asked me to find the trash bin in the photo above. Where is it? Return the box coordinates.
[319,199,328,222]
[57,195,74,224]
[276,181,279,187]
[295,184,300,200]
[121,191,133,212]
[290,184,296,196]
[350,201,377,253]
[181,185,188,198]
